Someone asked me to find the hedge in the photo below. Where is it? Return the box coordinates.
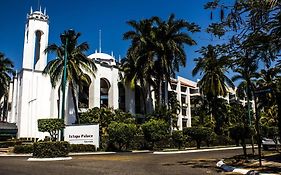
[13,145,33,154]
[70,144,96,152]
[33,141,70,158]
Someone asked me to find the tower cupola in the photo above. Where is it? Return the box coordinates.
[28,7,49,22]
[22,6,49,71]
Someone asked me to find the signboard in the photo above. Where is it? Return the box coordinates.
[64,124,99,148]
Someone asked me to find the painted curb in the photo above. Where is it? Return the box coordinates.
[69,152,116,155]
[0,153,32,157]
[132,150,151,153]
[27,157,72,161]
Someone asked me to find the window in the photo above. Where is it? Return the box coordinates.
[182,108,186,116]
[34,30,42,69]
[78,75,91,109]
[181,95,186,104]
[171,84,177,90]
[118,82,126,111]
[181,86,187,92]
[100,78,110,107]
[190,88,199,94]
[182,118,188,128]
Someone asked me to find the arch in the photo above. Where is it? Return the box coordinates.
[118,82,126,111]
[100,78,111,107]
[34,30,43,69]
[78,74,91,108]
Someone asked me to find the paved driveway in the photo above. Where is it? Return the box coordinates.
[0,148,249,175]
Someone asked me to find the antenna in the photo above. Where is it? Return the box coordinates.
[99,29,102,53]
[37,0,40,10]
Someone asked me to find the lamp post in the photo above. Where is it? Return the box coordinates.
[60,34,68,141]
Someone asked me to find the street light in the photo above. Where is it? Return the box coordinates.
[60,33,68,141]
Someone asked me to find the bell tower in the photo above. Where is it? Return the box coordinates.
[22,7,49,71]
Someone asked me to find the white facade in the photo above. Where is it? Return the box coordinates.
[7,8,59,139]
[168,77,199,130]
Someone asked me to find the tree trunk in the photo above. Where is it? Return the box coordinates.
[196,140,201,149]
[276,92,281,143]
[241,138,247,160]
[158,80,162,109]
[140,81,147,114]
[253,93,262,167]
[70,83,80,124]
[246,86,255,155]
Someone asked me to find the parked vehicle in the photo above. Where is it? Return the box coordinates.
[262,137,280,150]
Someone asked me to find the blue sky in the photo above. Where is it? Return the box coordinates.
[0,0,232,81]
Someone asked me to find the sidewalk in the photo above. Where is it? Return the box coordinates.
[220,152,281,175]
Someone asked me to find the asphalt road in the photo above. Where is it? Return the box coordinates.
[0,148,250,175]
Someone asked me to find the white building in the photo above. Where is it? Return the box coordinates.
[7,8,220,140]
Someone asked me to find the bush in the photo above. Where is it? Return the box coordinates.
[212,135,234,146]
[70,144,96,152]
[183,127,213,149]
[108,122,137,151]
[141,119,169,149]
[171,130,186,149]
[38,119,65,141]
[13,145,33,154]
[33,141,70,158]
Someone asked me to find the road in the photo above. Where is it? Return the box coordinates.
[0,148,249,175]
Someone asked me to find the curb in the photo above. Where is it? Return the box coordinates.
[132,150,152,153]
[0,152,116,157]
[27,157,72,161]
[69,152,116,156]
[153,146,254,154]
[0,153,32,157]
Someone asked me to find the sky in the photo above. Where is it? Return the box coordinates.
[0,0,232,81]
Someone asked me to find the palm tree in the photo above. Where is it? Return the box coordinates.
[0,52,14,121]
[124,14,199,110]
[43,29,96,124]
[123,18,157,114]
[192,44,234,134]
[232,54,259,156]
[0,52,14,99]
[256,67,281,143]
[120,52,153,114]
[153,14,198,108]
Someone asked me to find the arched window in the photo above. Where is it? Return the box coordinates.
[100,78,110,107]
[34,30,42,69]
[118,82,125,111]
[78,75,91,109]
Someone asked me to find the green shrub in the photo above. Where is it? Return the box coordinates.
[13,145,33,154]
[141,119,169,149]
[212,135,233,146]
[33,141,70,158]
[171,130,186,149]
[70,144,96,152]
[38,119,65,141]
[108,122,137,151]
[183,127,213,149]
